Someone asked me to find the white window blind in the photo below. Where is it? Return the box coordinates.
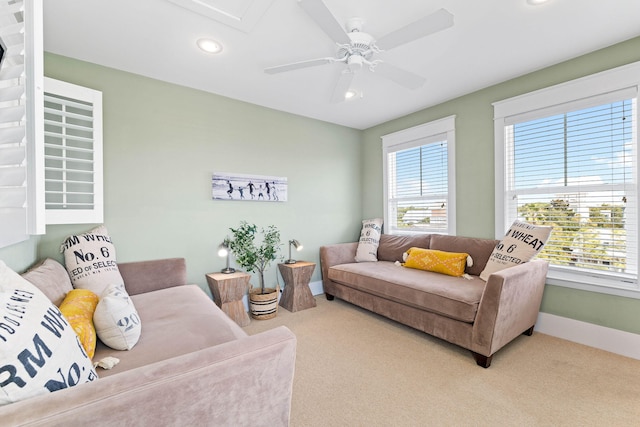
[506,99,637,283]
[43,77,103,224]
[494,62,640,295]
[0,0,44,248]
[382,116,456,235]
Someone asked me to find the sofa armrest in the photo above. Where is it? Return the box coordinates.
[471,259,549,357]
[0,326,296,426]
[319,243,358,291]
[118,257,188,295]
[320,242,358,268]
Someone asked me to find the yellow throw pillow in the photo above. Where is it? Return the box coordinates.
[59,289,99,359]
[403,247,471,277]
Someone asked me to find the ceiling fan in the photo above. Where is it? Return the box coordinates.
[265,0,454,103]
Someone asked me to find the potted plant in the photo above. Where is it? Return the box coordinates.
[227,221,283,320]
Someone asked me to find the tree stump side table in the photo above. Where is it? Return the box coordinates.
[205,271,251,327]
[278,261,316,312]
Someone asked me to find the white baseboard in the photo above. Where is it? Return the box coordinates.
[302,282,640,361]
[536,312,640,361]
[309,280,324,297]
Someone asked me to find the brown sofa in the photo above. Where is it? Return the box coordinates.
[320,234,549,368]
[1,258,296,426]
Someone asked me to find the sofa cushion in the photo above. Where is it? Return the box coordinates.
[0,261,98,405]
[118,258,187,296]
[403,248,471,277]
[355,218,383,262]
[60,225,124,295]
[328,261,485,323]
[93,285,247,377]
[479,220,552,281]
[377,234,431,262]
[429,234,499,276]
[94,283,141,351]
[21,258,73,307]
[59,289,99,359]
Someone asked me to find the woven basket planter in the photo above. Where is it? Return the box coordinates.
[249,287,278,320]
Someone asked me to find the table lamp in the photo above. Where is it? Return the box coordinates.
[217,239,235,274]
[285,239,303,264]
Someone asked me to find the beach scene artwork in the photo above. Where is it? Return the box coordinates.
[212,172,287,202]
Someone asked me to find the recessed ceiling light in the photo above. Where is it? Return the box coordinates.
[527,0,550,5]
[197,38,223,54]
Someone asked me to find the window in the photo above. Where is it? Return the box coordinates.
[44,77,103,224]
[494,62,640,296]
[382,116,456,235]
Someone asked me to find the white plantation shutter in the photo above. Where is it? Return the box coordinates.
[0,0,44,248]
[383,116,456,235]
[44,77,103,224]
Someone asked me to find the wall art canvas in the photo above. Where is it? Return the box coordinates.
[212,172,287,202]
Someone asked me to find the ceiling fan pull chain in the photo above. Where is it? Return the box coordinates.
[368,60,382,73]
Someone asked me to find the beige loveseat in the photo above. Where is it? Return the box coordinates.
[320,234,549,368]
[1,258,296,426]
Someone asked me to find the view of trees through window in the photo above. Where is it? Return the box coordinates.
[519,199,628,273]
[394,203,445,229]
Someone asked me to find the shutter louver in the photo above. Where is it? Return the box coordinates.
[0,0,28,247]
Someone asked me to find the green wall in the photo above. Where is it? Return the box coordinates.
[0,53,362,295]
[362,36,640,334]
[0,238,38,273]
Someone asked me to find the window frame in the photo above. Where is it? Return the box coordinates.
[493,61,640,299]
[382,115,456,236]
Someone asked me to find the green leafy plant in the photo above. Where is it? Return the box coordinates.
[227,221,282,294]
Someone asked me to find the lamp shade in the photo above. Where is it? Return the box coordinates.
[285,239,303,264]
[217,244,229,257]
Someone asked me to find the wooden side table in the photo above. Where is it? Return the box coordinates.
[278,261,316,312]
[205,271,251,327]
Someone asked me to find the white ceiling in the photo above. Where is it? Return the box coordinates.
[43,0,640,130]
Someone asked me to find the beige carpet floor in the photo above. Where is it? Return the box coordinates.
[244,296,640,427]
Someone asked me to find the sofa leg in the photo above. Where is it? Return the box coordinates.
[523,325,535,336]
[471,352,492,368]
[325,293,335,301]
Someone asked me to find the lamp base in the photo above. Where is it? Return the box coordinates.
[284,259,297,264]
[221,267,236,274]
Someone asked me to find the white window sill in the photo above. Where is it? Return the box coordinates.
[546,270,640,299]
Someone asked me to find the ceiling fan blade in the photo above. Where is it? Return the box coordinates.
[330,70,355,103]
[373,62,425,90]
[265,57,336,74]
[376,8,453,51]
[298,0,350,45]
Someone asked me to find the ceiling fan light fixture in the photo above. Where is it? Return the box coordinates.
[347,55,364,72]
[197,38,223,54]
